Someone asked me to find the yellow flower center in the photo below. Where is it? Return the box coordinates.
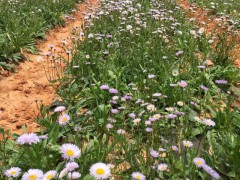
[62,117,67,122]
[29,174,37,180]
[160,167,165,171]
[154,115,159,119]
[185,142,190,147]
[66,149,74,156]
[46,174,54,179]
[196,161,202,165]
[136,175,141,179]
[178,102,183,106]
[10,171,16,175]
[95,168,105,175]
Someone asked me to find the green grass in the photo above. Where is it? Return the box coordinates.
[0,0,83,70]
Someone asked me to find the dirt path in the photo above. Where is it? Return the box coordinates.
[177,0,240,68]
[0,0,99,134]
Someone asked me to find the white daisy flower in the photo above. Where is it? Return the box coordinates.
[150,149,159,158]
[158,163,168,171]
[178,80,188,88]
[145,121,151,126]
[117,129,126,135]
[22,169,43,180]
[65,162,79,171]
[126,25,133,31]
[90,162,111,179]
[165,107,174,112]
[60,143,81,160]
[198,27,205,34]
[106,123,113,129]
[152,93,162,97]
[146,104,156,112]
[132,172,146,180]
[43,170,57,180]
[16,133,40,145]
[67,172,81,179]
[133,118,141,125]
[148,74,155,79]
[171,146,179,152]
[172,69,179,76]
[4,167,21,177]
[182,140,193,148]
[58,168,68,178]
[54,106,66,112]
[58,114,70,125]
[193,157,206,168]
[203,119,216,127]
[152,114,161,120]
[112,96,119,100]
[177,101,184,107]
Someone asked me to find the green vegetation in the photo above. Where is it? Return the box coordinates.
[1,0,240,179]
[0,0,82,70]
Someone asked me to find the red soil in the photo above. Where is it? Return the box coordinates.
[0,0,99,134]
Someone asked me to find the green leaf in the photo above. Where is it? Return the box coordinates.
[227,171,236,177]
[83,174,95,180]
[99,118,104,124]
[48,124,59,144]
[108,70,116,79]
[189,110,198,122]
[231,85,240,96]
[102,134,107,144]
[191,127,204,137]
[85,139,94,152]
[0,127,4,134]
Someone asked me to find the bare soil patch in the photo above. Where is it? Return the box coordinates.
[0,0,99,134]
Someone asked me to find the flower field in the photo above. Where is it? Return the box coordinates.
[0,0,83,70]
[0,0,240,179]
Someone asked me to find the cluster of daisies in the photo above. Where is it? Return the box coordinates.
[7,135,221,179]
[4,143,111,179]
[5,163,110,179]
[5,140,149,179]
